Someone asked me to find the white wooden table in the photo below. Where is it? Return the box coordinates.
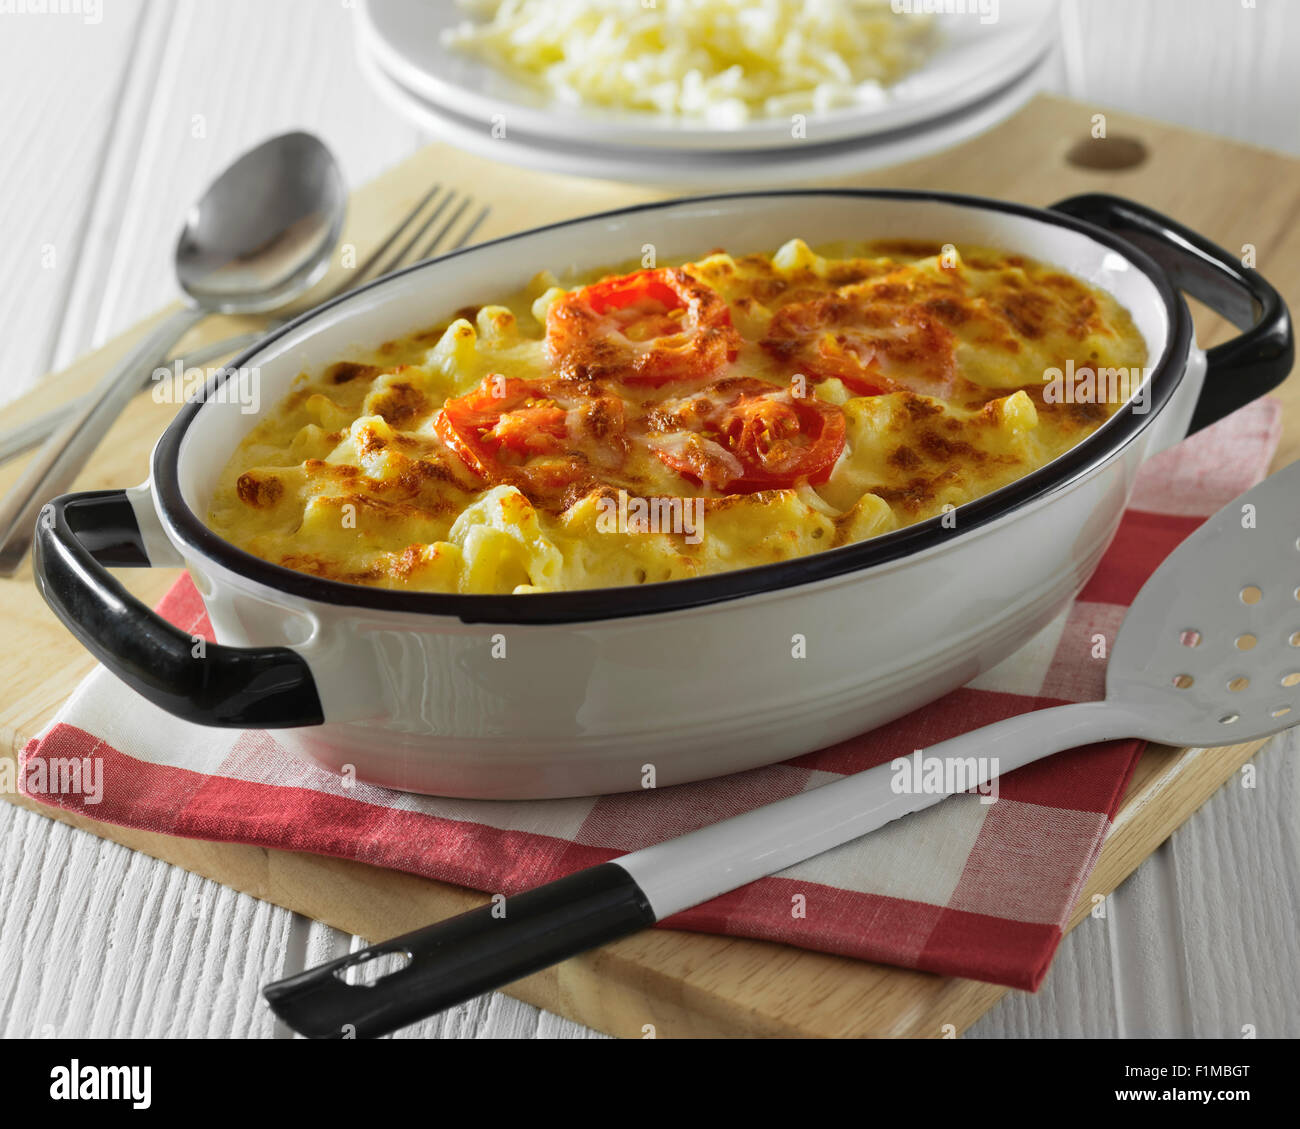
[2,0,1298,1039]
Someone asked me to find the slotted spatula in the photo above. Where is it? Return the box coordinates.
[265,458,1300,1039]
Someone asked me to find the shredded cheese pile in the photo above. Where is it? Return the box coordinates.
[442,0,936,126]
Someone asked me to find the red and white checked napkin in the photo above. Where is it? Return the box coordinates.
[20,400,1282,991]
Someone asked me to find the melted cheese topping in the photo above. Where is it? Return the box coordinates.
[208,240,1147,594]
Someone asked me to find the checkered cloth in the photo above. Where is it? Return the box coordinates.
[19,400,1281,991]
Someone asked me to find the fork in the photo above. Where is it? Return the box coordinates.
[0,187,491,468]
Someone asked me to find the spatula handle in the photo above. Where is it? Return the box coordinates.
[264,700,1133,1038]
[618,699,1133,918]
[263,864,654,1039]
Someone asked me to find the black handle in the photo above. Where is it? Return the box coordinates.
[263,862,656,1039]
[32,489,323,728]
[1050,193,1293,434]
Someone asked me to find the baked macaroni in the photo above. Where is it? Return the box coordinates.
[207,239,1147,594]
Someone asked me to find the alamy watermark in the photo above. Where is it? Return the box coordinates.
[891,750,1000,804]
[49,1061,150,1109]
[0,0,102,24]
[3,754,104,805]
[596,488,704,545]
[1043,360,1152,414]
[152,359,261,414]
[891,0,999,25]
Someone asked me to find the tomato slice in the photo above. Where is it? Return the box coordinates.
[721,393,846,490]
[434,378,542,478]
[434,376,626,500]
[762,292,956,398]
[487,401,567,458]
[546,267,740,385]
[805,335,894,397]
[648,379,846,493]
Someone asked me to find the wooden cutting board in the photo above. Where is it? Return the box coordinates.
[2,94,1297,1037]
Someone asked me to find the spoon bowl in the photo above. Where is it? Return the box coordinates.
[177,131,346,313]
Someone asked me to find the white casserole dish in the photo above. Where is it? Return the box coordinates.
[34,191,1293,798]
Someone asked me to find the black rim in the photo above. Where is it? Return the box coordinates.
[154,188,1191,626]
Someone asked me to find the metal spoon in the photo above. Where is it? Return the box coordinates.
[0,130,346,575]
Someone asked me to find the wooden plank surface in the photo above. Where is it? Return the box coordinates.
[1060,0,1300,156]
[3,88,1299,1037]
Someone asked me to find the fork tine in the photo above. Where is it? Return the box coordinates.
[376,190,457,278]
[416,195,473,262]
[316,183,443,304]
[448,204,491,252]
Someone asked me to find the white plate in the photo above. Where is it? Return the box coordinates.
[359,35,1052,188]
[357,0,1060,153]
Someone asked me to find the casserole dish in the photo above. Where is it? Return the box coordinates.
[33,191,1293,799]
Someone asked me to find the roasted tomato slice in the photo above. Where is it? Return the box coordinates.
[648,379,846,493]
[761,292,957,399]
[546,267,740,385]
[434,376,626,499]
